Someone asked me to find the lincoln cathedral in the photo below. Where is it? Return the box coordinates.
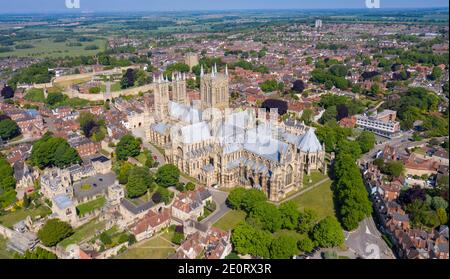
[145,65,326,202]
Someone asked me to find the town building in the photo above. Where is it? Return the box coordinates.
[356,110,401,138]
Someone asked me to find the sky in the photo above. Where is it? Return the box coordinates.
[0,0,448,13]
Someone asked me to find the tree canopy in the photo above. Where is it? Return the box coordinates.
[116,134,141,161]
[126,166,155,198]
[312,217,345,248]
[38,219,73,247]
[155,164,180,188]
[0,156,16,209]
[0,118,20,141]
[30,133,81,169]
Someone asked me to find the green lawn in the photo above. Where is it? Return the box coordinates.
[0,206,52,228]
[0,236,13,259]
[213,210,246,231]
[0,38,106,58]
[76,196,106,216]
[198,207,213,222]
[100,82,122,93]
[291,180,336,220]
[116,231,176,259]
[59,219,107,248]
[303,171,329,188]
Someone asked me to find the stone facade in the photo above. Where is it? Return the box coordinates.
[144,68,326,202]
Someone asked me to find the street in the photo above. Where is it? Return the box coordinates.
[345,217,395,259]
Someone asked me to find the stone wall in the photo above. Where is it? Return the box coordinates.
[0,224,14,239]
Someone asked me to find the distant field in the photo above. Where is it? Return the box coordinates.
[291,179,336,220]
[0,38,106,58]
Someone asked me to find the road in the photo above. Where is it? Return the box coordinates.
[132,127,165,165]
[200,189,230,225]
[360,132,448,163]
[345,217,395,259]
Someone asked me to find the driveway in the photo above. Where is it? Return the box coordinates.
[345,217,395,259]
[200,189,230,225]
[132,127,165,165]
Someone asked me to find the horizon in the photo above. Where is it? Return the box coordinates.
[1,6,449,16]
[0,0,448,14]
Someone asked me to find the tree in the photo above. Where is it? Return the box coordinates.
[300,109,314,125]
[156,186,173,205]
[336,140,362,160]
[369,83,382,96]
[399,186,426,205]
[164,63,190,78]
[270,235,297,259]
[78,112,98,138]
[117,161,133,184]
[279,201,299,230]
[298,209,319,234]
[312,217,345,248]
[231,222,272,258]
[30,134,81,169]
[155,164,180,188]
[321,106,338,124]
[185,182,196,191]
[429,66,443,80]
[260,80,281,93]
[292,80,306,93]
[357,131,376,154]
[0,156,17,209]
[431,196,448,210]
[241,189,267,213]
[0,119,20,141]
[100,231,112,246]
[46,92,65,106]
[298,237,315,253]
[382,160,405,178]
[126,167,154,198]
[227,188,247,209]
[436,208,448,225]
[1,86,14,99]
[116,134,141,161]
[172,232,185,245]
[23,193,31,208]
[329,64,348,77]
[250,202,282,232]
[38,219,73,247]
[121,68,135,89]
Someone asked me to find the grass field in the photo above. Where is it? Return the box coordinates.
[76,196,106,217]
[303,171,329,188]
[291,179,336,220]
[116,229,177,259]
[0,206,52,228]
[53,77,92,88]
[0,236,13,259]
[59,219,107,248]
[0,38,106,58]
[100,82,122,92]
[213,210,246,231]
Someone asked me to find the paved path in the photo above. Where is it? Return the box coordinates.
[132,127,165,165]
[200,189,230,225]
